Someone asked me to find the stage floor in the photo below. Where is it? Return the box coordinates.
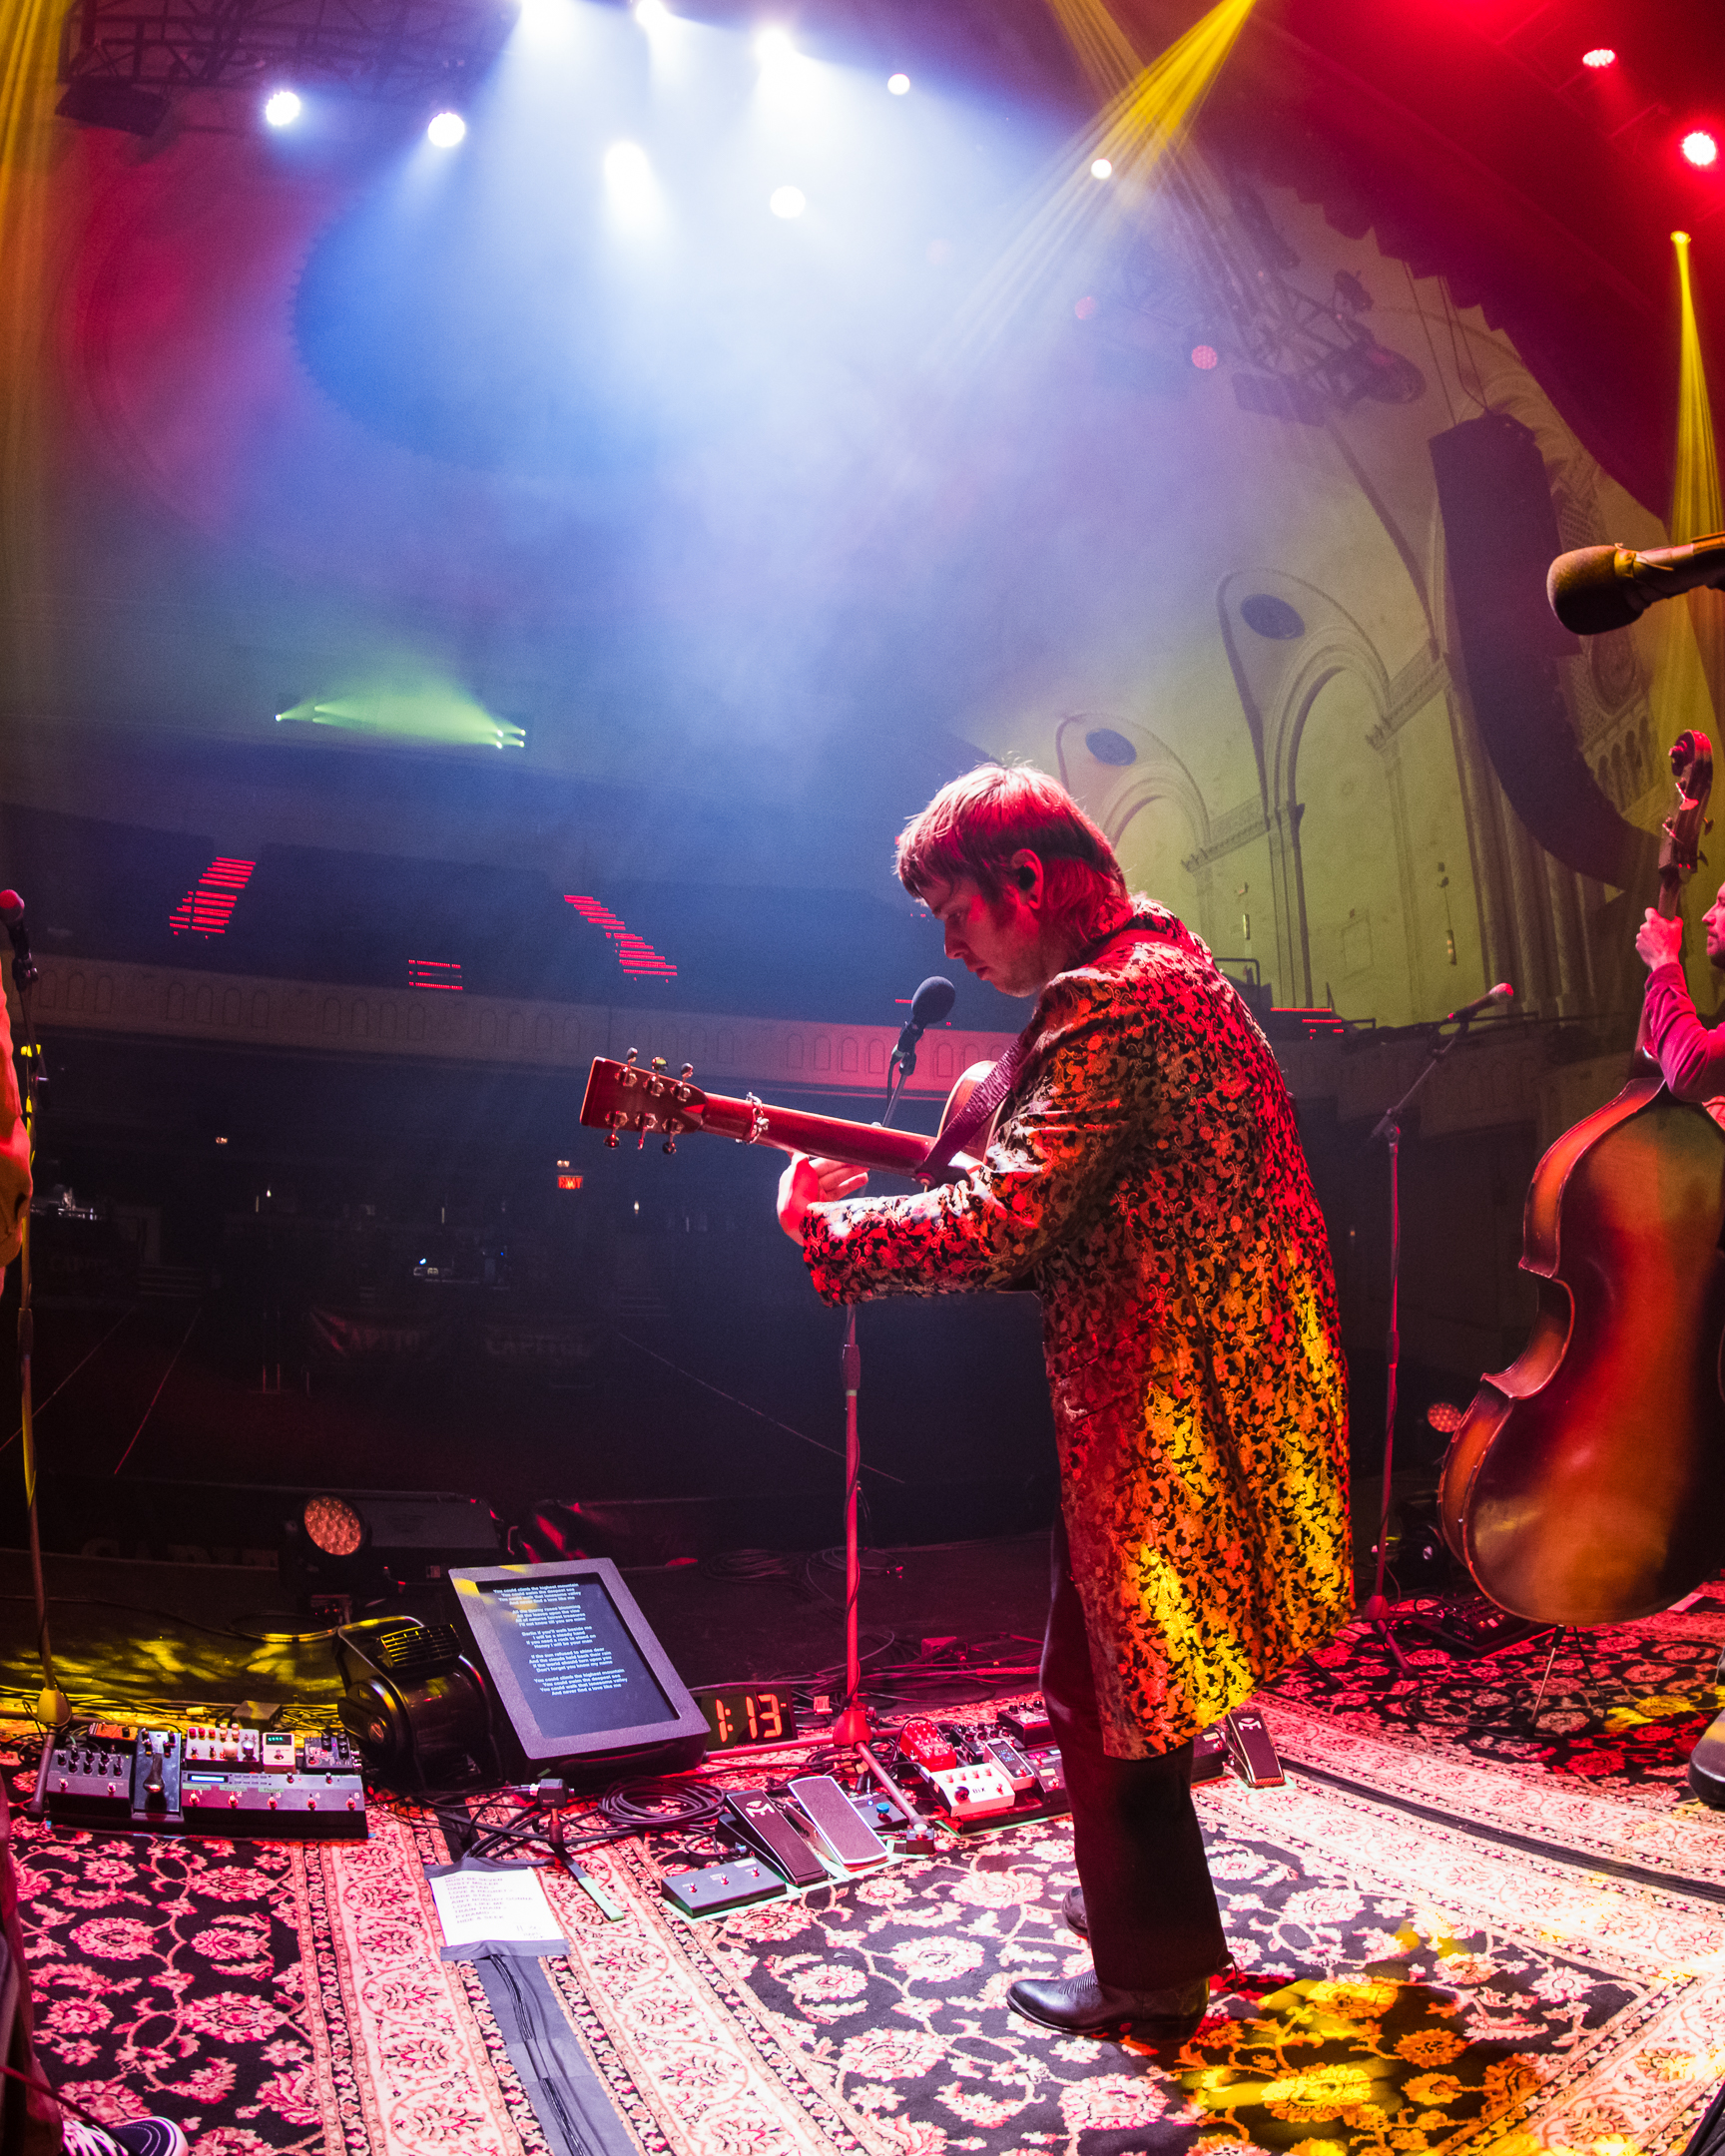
[7,1541,1725,2156]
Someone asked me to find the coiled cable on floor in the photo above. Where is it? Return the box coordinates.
[597,1775,728,1833]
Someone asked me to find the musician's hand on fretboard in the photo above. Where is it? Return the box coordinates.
[776,1154,870,1243]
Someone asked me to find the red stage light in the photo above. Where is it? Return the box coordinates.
[1191,344,1219,369]
[1682,131,1719,169]
[1581,47,1614,69]
[564,895,679,976]
[169,856,255,936]
[408,959,463,990]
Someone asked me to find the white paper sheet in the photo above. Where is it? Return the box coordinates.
[429,1865,562,1949]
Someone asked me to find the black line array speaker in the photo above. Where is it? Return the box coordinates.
[1431,412,1656,894]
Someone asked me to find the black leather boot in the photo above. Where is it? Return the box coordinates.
[1007,1971,1210,2043]
[1062,1886,1087,1935]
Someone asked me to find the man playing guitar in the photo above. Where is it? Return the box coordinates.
[775,765,1351,2046]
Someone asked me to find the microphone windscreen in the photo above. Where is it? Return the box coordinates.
[0,891,22,925]
[1547,546,1638,635]
[909,975,956,1028]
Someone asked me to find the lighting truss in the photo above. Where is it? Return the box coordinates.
[58,0,513,98]
[1103,179,1425,423]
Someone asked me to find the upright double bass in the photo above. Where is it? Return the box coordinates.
[1438,730,1725,1624]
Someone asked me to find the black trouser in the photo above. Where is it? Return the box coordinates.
[1039,1515,1228,1990]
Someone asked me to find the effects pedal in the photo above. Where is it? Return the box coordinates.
[1192,1722,1229,1783]
[786,1775,890,1871]
[661,1856,787,1917]
[980,1737,1036,1793]
[32,1724,368,1841]
[1023,1746,1069,1812]
[721,1791,828,1886]
[997,1700,1054,1748]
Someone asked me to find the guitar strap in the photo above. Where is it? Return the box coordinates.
[916,907,1180,1181]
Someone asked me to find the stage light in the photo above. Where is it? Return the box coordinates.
[1090,157,1113,179]
[887,73,909,95]
[427,111,466,149]
[1581,47,1614,68]
[604,140,657,221]
[633,0,669,21]
[769,185,807,219]
[1683,131,1719,169]
[1192,343,1219,368]
[263,89,301,127]
[757,26,794,63]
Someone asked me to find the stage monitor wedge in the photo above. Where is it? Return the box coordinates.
[449,1560,711,1778]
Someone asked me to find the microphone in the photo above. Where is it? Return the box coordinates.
[1548,534,1725,635]
[1442,981,1513,1025]
[0,890,37,990]
[892,975,956,1077]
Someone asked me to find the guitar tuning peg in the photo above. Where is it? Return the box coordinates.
[680,1063,694,1079]
[636,1130,646,1150]
[651,1056,668,1073]
[662,1137,677,1155]
[625,1047,639,1066]
[604,1132,620,1149]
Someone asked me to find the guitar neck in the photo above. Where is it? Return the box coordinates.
[694,1092,935,1178]
[579,1056,939,1178]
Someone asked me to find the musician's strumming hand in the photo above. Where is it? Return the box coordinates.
[1635,908,1684,973]
[777,1154,869,1243]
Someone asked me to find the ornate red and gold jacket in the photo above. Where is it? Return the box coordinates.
[801,910,1352,1757]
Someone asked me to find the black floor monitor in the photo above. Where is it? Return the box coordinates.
[449,1560,711,1777]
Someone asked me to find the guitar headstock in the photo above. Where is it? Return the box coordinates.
[1657,730,1715,917]
[580,1053,709,1154]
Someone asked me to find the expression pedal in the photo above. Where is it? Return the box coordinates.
[1221,1707,1285,1789]
[786,1774,890,1871]
[722,1791,829,1886]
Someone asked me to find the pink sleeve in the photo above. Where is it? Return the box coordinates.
[1643,962,1725,1100]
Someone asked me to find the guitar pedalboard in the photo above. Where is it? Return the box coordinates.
[31,1723,369,1841]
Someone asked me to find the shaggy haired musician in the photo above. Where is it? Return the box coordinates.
[777,764,1352,2046]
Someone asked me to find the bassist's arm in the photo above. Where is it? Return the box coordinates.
[1643,963,1725,1101]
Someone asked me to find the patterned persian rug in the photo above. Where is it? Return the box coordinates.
[1269,1611,1725,1803]
[14,1714,1725,2156]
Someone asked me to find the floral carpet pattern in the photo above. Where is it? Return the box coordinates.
[13,1620,1725,2156]
[1269,1610,1725,1805]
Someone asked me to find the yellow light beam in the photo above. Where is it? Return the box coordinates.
[933,0,1257,375]
[1043,0,1143,101]
[1671,231,1725,726]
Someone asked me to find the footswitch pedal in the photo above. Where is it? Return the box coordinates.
[662,1857,787,1917]
[919,1759,1017,1821]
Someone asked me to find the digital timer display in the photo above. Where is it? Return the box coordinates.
[697,1688,799,1750]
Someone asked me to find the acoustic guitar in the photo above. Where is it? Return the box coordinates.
[1438,729,1725,1624]
[579,1053,999,1180]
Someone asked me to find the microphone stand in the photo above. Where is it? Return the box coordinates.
[7,935,68,1728]
[1352,1010,1484,1680]
[831,1030,918,1746]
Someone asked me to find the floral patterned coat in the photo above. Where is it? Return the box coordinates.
[801,908,1352,1757]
